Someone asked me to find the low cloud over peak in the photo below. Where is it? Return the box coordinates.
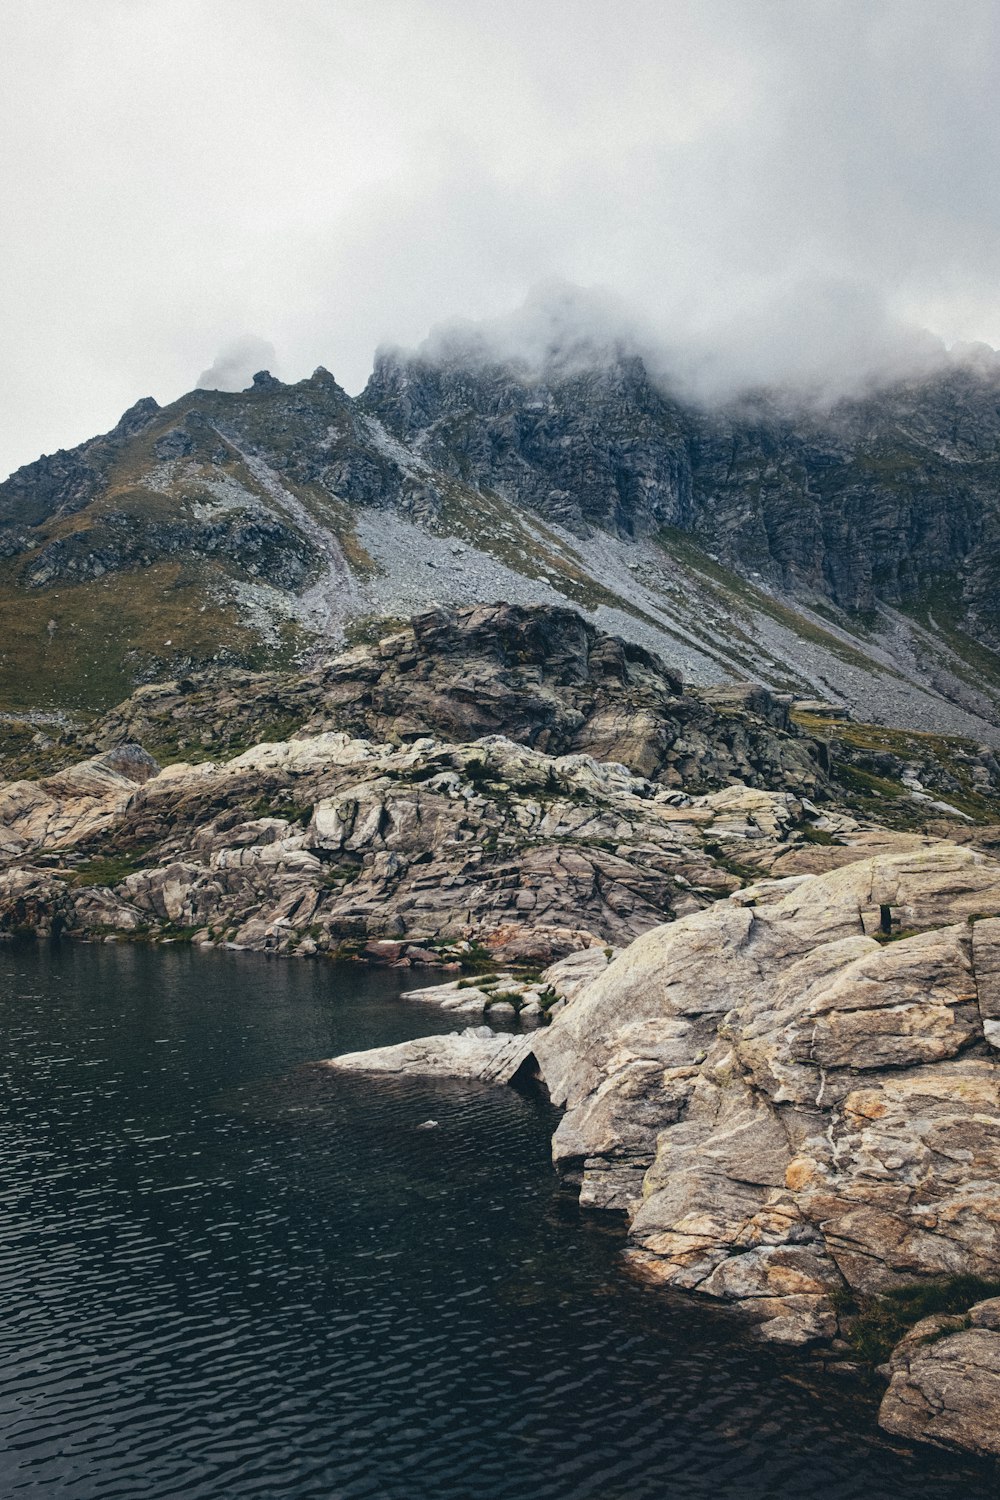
[3,1,1000,475]
[197,337,279,393]
[390,278,991,410]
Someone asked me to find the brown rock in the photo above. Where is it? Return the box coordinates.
[880,1304,1000,1457]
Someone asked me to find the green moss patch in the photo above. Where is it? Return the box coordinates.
[835,1275,1000,1367]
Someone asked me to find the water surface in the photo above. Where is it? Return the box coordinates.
[0,940,995,1498]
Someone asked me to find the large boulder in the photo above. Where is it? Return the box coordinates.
[530,845,1000,1346]
[880,1298,1000,1457]
[0,744,158,857]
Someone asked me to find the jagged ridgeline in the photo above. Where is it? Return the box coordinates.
[2,349,1000,742]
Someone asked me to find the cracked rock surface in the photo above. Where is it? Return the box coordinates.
[533,848,1000,1329]
[879,1297,1000,1456]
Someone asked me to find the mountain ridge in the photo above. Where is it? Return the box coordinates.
[3,345,1000,745]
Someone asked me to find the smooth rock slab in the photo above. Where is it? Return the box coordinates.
[324,1027,535,1086]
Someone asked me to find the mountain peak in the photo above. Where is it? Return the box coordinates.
[113,396,161,436]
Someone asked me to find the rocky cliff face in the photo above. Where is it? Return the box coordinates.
[362,349,1000,624]
[2,342,1000,742]
[0,605,848,961]
[68,603,826,794]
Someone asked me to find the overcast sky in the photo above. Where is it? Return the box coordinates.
[2,0,999,478]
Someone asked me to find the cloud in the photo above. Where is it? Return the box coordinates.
[401,277,953,408]
[196,336,278,392]
[2,0,1000,475]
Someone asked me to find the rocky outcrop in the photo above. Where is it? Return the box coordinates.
[530,848,1000,1325]
[0,723,850,958]
[879,1298,1000,1456]
[0,744,158,858]
[5,590,1000,1455]
[4,337,1000,737]
[363,344,1000,631]
[326,838,1000,1455]
[55,603,827,799]
[7,602,918,958]
[0,681,974,962]
[389,948,620,1023]
[324,839,1000,1327]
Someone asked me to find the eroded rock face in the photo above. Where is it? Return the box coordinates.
[318,835,1000,1454]
[529,847,1000,1349]
[363,347,1000,633]
[65,603,826,798]
[0,744,158,858]
[316,832,1000,1451]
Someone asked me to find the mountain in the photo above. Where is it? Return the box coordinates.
[7,329,1000,1462]
[3,341,1000,746]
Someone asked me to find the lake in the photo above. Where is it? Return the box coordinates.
[0,940,995,1498]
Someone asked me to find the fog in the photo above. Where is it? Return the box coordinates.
[2,0,1000,476]
[197,336,278,393]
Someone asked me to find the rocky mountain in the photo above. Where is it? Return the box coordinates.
[2,340,1000,745]
[4,599,998,957]
[6,308,1000,1464]
[0,604,844,959]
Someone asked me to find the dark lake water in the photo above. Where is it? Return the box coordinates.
[1,940,997,1499]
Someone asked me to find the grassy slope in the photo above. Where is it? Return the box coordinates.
[795,710,1000,825]
[0,389,378,713]
[655,526,901,679]
[0,558,288,713]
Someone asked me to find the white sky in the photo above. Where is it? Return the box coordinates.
[2,0,1000,478]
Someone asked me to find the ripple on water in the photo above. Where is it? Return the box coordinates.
[0,940,996,1499]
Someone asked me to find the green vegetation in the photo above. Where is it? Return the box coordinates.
[872,927,921,945]
[319,862,361,889]
[485,989,524,1010]
[458,942,497,974]
[702,840,759,886]
[796,824,838,845]
[900,576,1000,694]
[793,710,1000,826]
[0,557,300,714]
[834,1276,1000,1367]
[67,847,158,887]
[247,794,312,824]
[343,614,408,648]
[832,762,905,802]
[464,757,492,786]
